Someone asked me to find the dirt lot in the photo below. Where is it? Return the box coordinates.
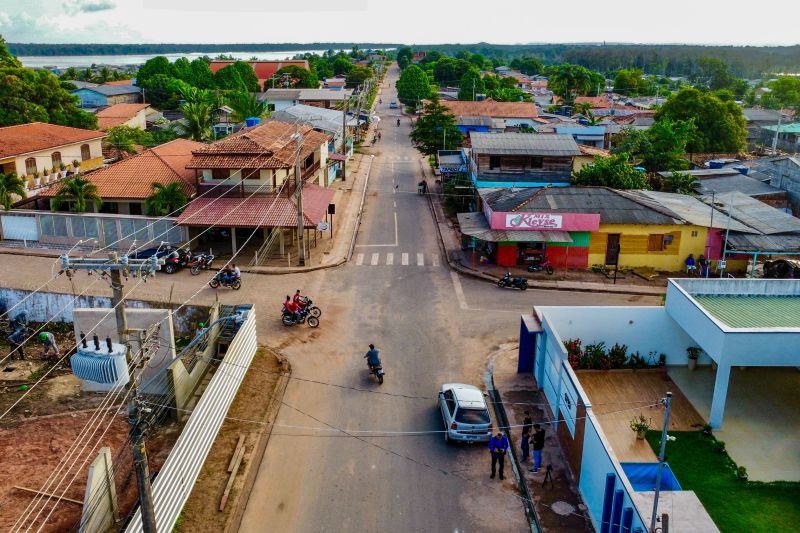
[177,347,287,533]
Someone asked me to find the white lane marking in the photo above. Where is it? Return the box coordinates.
[450,271,469,310]
[401,253,409,265]
[393,201,396,208]
[355,211,399,247]
[371,252,379,265]
[394,211,399,245]
[417,253,424,266]
[386,253,394,265]
[356,253,364,266]
[432,255,439,267]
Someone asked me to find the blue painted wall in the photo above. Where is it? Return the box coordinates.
[71,89,108,107]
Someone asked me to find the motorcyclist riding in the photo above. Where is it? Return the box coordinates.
[293,289,306,309]
[396,118,400,127]
[364,343,381,369]
[284,295,302,322]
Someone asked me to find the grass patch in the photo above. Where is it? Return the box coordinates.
[646,430,800,533]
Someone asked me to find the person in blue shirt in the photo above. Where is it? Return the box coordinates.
[8,327,29,360]
[364,344,381,368]
[488,431,509,480]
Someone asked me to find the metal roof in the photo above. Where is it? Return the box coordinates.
[74,85,141,96]
[554,126,606,137]
[457,212,572,243]
[695,174,784,197]
[762,123,800,134]
[700,191,800,235]
[470,133,581,156]
[260,88,352,101]
[626,190,758,233]
[271,104,357,135]
[725,232,800,253]
[693,295,800,328]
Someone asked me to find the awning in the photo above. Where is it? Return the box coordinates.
[457,212,573,243]
[328,153,348,162]
[725,232,800,253]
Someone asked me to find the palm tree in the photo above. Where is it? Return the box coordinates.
[51,176,102,213]
[0,172,26,211]
[227,90,270,123]
[584,111,602,126]
[177,87,216,141]
[145,182,188,216]
[666,171,701,195]
[573,102,593,116]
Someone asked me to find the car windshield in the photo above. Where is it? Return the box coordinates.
[455,407,490,424]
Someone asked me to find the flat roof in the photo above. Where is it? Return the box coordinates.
[693,295,800,328]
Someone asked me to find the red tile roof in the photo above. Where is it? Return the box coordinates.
[40,138,205,200]
[208,60,309,85]
[187,120,330,170]
[102,79,134,86]
[0,122,105,159]
[176,184,334,228]
[96,103,151,130]
[574,96,612,109]
[441,100,538,119]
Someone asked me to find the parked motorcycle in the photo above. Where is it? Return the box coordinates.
[209,272,241,290]
[162,247,192,274]
[497,272,528,290]
[190,252,215,275]
[368,362,385,384]
[281,306,319,328]
[527,257,554,275]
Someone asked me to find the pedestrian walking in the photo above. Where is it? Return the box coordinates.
[530,424,545,473]
[488,431,509,480]
[8,327,28,360]
[39,331,59,357]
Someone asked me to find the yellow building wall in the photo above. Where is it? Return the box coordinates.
[588,223,710,272]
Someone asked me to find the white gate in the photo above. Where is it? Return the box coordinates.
[0,213,39,241]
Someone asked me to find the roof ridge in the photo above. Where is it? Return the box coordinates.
[614,189,684,223]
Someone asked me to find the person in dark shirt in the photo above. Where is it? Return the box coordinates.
[520,410,533,463]
[530,424,546,473]
[488,432,509,480]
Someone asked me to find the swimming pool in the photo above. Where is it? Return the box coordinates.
[621,462,682,492]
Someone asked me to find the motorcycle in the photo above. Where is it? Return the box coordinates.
[209,272,241,290]
[368,362,385,384]
[396,118,400,127]
[497,272,528,290]
[162,247,192,274]
[281,306,319,328]
[527,257,554,275]
[298,296,322,318]
[190,252,215,275]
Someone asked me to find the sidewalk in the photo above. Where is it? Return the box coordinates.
[420,163,667,297]
[489,344,593,532]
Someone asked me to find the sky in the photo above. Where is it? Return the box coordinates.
[0,0,797,46]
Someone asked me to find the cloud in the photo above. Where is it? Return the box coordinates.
[63,0,117,15]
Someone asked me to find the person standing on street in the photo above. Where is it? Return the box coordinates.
[530,424,545,473]
[522,410,533,435]
[520,430,531,463]
[488,431,509,480]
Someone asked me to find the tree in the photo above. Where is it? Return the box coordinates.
[487,87,528,102]
[214,61,259,92]
[345,65,373,88]
[274,65,319,89]
[332,56,353,76]
[612,118,695,172]
[517,57,543,76]
[762,76,800,111]
[572,153,651,190]
[655,87,746,153]
[662,171,701,194]
[105,125,153,159]
[547,64,604,104]
[0,172,26,211]
[469,53,487,70]
[613,68,647,96]
[458,69,485,101]
[135,56,172,87]
[176,87,215,141]
[0,36,21,68]
[396,65,432,107]
[139,73,182,109]
[396,47,414,70]
[572,102,593,116]
[410,97,463,157]
[226,90,269,123]
[51,176,102,213]
[432,58,471,85]
[145,182,188,216]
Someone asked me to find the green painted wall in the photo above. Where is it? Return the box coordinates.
[548,232,590,248]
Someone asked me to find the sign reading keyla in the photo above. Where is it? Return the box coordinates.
[506,213,563,229]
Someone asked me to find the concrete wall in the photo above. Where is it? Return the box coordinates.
[79,447,118,533]
[588,223,708,271]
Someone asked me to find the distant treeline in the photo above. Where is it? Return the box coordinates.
[7,42,401,57]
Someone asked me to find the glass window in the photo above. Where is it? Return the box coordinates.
[41,215,69,237]
[70,217,99,239]
[443,389,456,416]
[129,203,142,215]
[455,407,491,424]
[25,158,37,175]
[212,168,230,180]
[102,219,118,247]
[51,152,62,169]
[81,144,91,161]
[243,169,260,180]
[119,218,147,242]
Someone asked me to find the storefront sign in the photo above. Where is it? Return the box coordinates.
[505,213,563,229]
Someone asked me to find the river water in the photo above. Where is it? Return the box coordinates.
[18,50,332,69]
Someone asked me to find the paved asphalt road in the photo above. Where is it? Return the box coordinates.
[237,65,661,532]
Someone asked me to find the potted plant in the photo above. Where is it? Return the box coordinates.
[72,160,81,174]
[687,346,701,371]
[714,440,726,453]
[629,414,651,440]
[32,170,41,187]
[50,166,58,181]
[59,162,67,178]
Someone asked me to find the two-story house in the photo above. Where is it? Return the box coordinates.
[469,132,581,188]
[259,88,353,112]
[441,100,541,133]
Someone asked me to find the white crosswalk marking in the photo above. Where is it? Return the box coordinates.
[432,255,439,267]
[386,253,394,265]
[371,253,379,265]
[417,253,424,266]
[401,253,409,265]
[356,253,364,266]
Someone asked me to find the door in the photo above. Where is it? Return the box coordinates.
[605,234,621,265]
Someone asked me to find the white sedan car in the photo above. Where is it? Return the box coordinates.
[438,383,493,443]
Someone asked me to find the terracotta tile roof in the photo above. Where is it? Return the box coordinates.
[0,122,105,159]
[176,184,334,228]
[208,60,309,85]
[96,103,151,130]
[187,120,330,170]
[441,100,538,119]
[578,145,610,157]
[102,79,134,86]
[574,96,612,109]
[40,138,205,200]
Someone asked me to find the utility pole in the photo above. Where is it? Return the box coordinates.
[705,190,715,278]
[772,113,784,155]
[650,392,672,533]
[342,96,349,181]
[293,125,306,267]
[60,253,161,533]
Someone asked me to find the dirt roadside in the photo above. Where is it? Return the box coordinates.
[176,347,290,533]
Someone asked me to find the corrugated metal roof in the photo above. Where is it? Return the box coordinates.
[700,191,800,235]
[470,133,581,156]
[693,295,800,328]
[725,232,800,252]
[75,85,141,96]
[456,212,572,243]
[628,190,758,233]
[694,174,783,197]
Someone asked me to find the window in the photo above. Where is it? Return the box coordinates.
[443,390,456,416]
[489,155,501,170]
[303,153,314,168]
[647,234,666,252]
[80,144,91,161]
[25,158,37,175]
[41,215,68,237]
[529,156,543,169]
[128,203,142,216]
[51,152,62,169]
[243,169,260,180]
[212,168,230,180]
[455,407,491,424]
[70,217,99,239]
[98,202,118,214]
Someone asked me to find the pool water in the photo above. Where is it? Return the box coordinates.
[621,462,682,492]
